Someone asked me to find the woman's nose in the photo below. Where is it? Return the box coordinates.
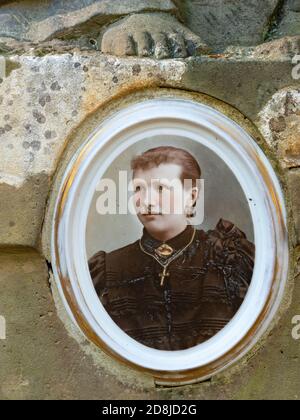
[142,189,158,207]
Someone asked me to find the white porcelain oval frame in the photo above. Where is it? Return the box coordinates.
[52,98,289,382]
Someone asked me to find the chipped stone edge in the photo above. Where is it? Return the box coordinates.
[0,56,5,79]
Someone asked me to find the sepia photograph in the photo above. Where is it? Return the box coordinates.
[87,138,255,351]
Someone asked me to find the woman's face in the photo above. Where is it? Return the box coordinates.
[133,163,199,238]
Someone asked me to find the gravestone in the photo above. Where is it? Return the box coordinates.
[0,0,299,400]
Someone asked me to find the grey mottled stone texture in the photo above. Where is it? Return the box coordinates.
[0,0,299,53]
[175,0,280,48]
[277,0,300,38]
[0,45,297,247]
[0,0,177,42]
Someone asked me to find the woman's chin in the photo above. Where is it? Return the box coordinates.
[140,215,166,231]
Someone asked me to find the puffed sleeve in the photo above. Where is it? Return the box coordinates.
[207,219,255,310]
[88,251,106,297]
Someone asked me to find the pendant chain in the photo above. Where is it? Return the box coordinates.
[139,228,196,286]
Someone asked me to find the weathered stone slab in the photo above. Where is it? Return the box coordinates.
[0,248,299,399]
[0,48,297,247]
[0,53,187,246]
[0,0,292,50]
[277,0,300,38]
[0,174,49,247]
[0,0,177,42]
[258,88,300,169]
[0,249,154,399]
[176,0,279,48]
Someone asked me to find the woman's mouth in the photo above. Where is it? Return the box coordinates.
[141,213,162,219]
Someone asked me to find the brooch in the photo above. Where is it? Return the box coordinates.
[155,244,174,258]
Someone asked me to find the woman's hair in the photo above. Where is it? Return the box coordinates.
[131,146,202,187]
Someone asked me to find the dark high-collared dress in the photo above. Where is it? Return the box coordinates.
[88,219,255,351]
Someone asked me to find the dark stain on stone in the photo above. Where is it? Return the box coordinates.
[74,62,81,68]
[33,110,46,124]
[6,59,21,76]
[0,78,3,84]
[44,130,57,140]
[7,100,13,106]
[0,127,5,136]
[24,123,32,132]
[269,116,287,133]
[39,94,51,107]
[31,141,41,151]
[284,92,297,116]
[9,221,15,227]
[4,124,12,132]
[72,110,78,117]
[112,76,118,83]
[50,82,61,91]
[4,115,10,121]
[31,66,40,73]
[83,65,89,72]
[22,140,41,151]
[132,64,141,75]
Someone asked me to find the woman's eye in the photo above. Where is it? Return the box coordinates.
[159,185,164,192]
[135,186,141,193]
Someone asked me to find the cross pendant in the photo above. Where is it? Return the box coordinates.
[159,267,170,287]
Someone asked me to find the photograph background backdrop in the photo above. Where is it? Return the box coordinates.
[86,136,254,258]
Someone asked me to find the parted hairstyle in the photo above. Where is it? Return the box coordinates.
[131,146,202,188]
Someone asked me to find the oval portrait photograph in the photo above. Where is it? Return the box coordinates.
[87,140,255,351]
[52,97,288,381]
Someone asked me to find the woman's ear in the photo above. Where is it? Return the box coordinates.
[185,187,199,218]
[191,187,199,207]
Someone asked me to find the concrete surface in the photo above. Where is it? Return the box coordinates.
[0,248,299,399]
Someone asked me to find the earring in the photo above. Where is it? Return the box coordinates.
[185,205,196,218]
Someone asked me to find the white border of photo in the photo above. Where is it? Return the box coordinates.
[52,98,289,376]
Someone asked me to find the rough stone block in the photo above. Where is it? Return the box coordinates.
[258,89,300,169]
[277,0,300,38]
[176,0,279,48]
[0,49,297,247]
[0,0,177,42]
